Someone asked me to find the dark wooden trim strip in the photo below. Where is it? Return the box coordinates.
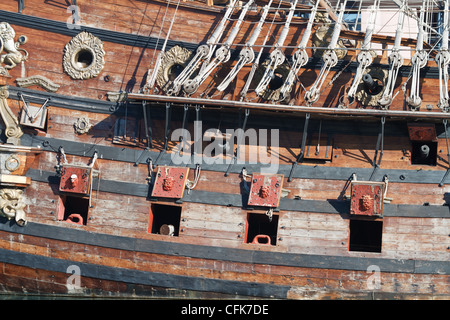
[8,87,117,115]
[26,168,450,218]
[21,133,450,186]
[0,10,199,51]
[0,10,444,79]
[0,247,289,298]
[0,219,448,275]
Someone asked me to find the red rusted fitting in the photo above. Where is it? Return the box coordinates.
[69,174,78,189]
[360,194,373,211]
[162,176,175,191]
[65,213,83,225]
[259,185,270,198]
[251,234,271,245]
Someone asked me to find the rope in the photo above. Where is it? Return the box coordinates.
[146,0,182,91]
[240,0,284,99]
[279,0,319,100]
[168,0,238,95]
[304,0,347,105]
[186,164,201,194]
[149,0,173,73]
[183,0,254,95]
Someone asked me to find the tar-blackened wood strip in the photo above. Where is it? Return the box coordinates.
[25,168,450,218]
[1,231,447,296]
[0,247,291,298]
[21,133,450,185]
[1,219,447,274]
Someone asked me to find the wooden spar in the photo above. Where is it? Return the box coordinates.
[127,93,450,120]
[317,0,348,31]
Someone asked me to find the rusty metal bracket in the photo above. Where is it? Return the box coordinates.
[350,181,385,216]
[151,166,189,199]
[247,174,284,208]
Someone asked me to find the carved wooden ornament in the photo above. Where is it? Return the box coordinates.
[63,31,105,80]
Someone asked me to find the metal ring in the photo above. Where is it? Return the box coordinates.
[5,155,20,172]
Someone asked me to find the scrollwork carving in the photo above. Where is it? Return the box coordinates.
[16,75,60,92]
[0,188,26,226]
[0,86,23,145]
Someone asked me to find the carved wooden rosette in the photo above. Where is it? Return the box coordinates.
[74,117,92,134]
[63,31,105,80]
[155,45,192,93]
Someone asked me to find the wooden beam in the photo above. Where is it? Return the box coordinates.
[317,0,348,31]
[127,93,450,120]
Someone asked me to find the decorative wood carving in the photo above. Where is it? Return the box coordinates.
[247,174,284,208]
[63,31,105,80]
[59,165,92,195]
[151,166,189,199]
[0,85,23,145]
[312,25,347,60]
[0,188,27,226]
[0,22,28,74]
[74,117,92,135]
[15,75,60,92]
[155,45,192,93]
[350,181,384,217]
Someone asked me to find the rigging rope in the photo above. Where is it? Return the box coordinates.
[240,0,284,100]
[145,0,182,91]
[279,0,320,100]
[304,0,347,105]
[255,0,299,96]
[167,0,238,96]
[407,1,428,111]
[436,0,450,112]
[377,0,407,109]
[217,0,274,92]
[183,0,255,95]
[347,0,379,104]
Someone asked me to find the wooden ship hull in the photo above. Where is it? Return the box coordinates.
[0,0,447,299]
